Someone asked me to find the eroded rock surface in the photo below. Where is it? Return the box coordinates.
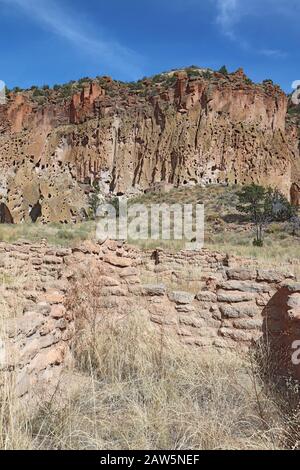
[0,68,299,222]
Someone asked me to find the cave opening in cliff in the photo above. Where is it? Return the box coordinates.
[30,202,42,223]
[0,203,14,224]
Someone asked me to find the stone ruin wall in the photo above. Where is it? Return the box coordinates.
[0,239,299,402]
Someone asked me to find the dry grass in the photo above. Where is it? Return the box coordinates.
[0,221,96,247]
[0,184,298,269]
[0,184,299,450]
[1,308,299,450]
[207,239,300,278]
[130,185,300,275]
[0,303,32,450]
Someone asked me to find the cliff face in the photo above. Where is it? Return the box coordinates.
[287,97,300,206]
[0,68,298,223]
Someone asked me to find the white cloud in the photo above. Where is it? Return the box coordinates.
[0,0,143,79]
[213,0,288,58]
[215,0,240,39]
[259,48,287,58]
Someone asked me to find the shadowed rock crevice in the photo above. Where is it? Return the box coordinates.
[29,202,42,223]
[0,203,14,224]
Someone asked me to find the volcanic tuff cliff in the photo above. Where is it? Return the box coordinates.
[287,95,300,206]
[0,67,299,223]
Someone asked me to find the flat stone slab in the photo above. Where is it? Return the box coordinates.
[217,290,255,303]
[220,302,259,319]
[168,291,195,305]
[226,268,257,281]
[143,284,167,296]
[218,280,271,293]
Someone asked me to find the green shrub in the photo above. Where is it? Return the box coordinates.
[152,74,165,84]
[237,184,296,247]
[32,88,45,98]
[57,229,76,240]
[263,79,274,85]
[253,239,264,247]
[58,84,73,99]
[202,70,212,80]
[78,77,90,84]
[218,65,228,75]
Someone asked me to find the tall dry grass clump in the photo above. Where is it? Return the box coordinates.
[0,372,26,449]
[0,312,32,450]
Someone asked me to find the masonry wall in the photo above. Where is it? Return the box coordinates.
[0,239,297,402]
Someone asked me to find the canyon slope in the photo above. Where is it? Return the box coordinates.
[0,67,299,223]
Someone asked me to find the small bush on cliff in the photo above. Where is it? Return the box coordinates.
[88,181,102,219]
[109,196,120,218]
[32,88,45,98]
[186,67,201,78]
[218,65,228,75]
[237,184,295,246]
[202,70,213,80]
[164,75,177,86]
[78,77,91,85]
[263,79,274,85]
[151,74,165,84]
[59,85,73,98]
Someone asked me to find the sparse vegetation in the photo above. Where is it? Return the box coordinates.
[32,88,46,98]
[186,66,202,78]
[1,59,300,454]
[263,79,274,85]
[218,65,228,75]
[88,181,102,219]
[0,186,299,451]
[236,184,295,246]
[1,303,300,450]
[0,184,298,271]
[0,221,96,247]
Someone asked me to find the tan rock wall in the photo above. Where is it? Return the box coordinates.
[0,239,298,401]
[0,72,298,222]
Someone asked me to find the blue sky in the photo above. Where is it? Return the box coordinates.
[0,0,299,92]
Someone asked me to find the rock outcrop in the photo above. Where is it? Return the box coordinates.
[0,67,299,222]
